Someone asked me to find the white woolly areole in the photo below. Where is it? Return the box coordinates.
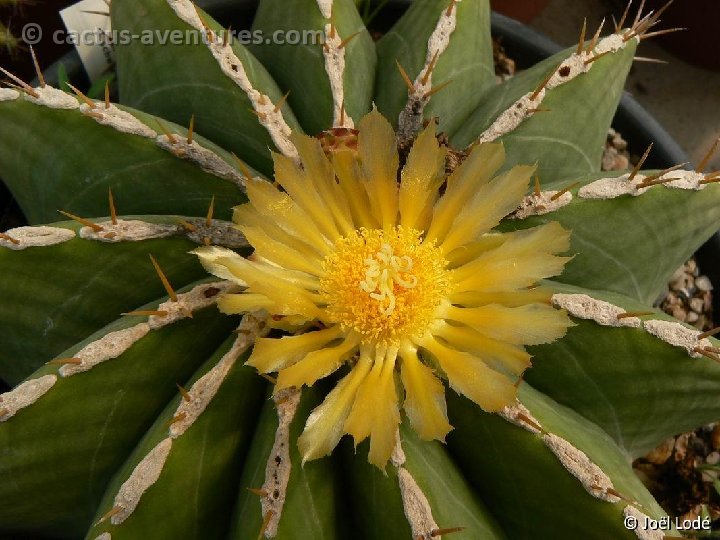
[498,400,543,435]
[416,0,459,94]
[322,25,353,128]
[0,89,19,101]
[477,32,634,145]
[476,91,545,144]
[511,190,572,219]
[662,169,707,191]
[261,387,302,537]
[156,136,245,184]
[166,0,204,27]
[184,219,249,248]
[542,433,620,503]
[111,438,173,525]
[551,293,642,328]
[164,0,298,161]
[397,467,439,539]
[0,226,75,250]
[0,375,57,422]
[79,104,157,138]
[59,324,151,377]
[623,506,665,540]
[643,319,713,358]
[169,317,264,439]
[148,281,237,330]
[579,170,705,200]
[578,174,648,199]
[391,430,407,467]
[398,1,458,141]
[79,220,177,243]
[25,86,79,110]
[316,0,332,19]
[94,533,111,540]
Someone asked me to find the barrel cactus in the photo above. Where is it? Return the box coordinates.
[1,0,719,538]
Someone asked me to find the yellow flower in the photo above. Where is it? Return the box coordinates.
[194,109,572,468]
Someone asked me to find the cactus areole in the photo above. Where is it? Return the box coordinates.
[0,1,719,540]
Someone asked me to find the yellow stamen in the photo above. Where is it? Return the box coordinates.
[322,227,449,344]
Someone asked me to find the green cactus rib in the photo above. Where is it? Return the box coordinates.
[230,386,342,540]
[112,0,302,175]
[0,94,254,224]
[250,0,376,134]
[452,32,637,183]
[0,287,238,538]
[528,281,720,459]
[501,170,720,305]
[447,384,675,540]
[87,331,266,540]
[0,217,228,385]
[374,0,494,136]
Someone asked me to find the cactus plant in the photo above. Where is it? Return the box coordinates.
[1,0,719,539]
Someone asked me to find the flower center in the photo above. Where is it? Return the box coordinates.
[321,226,449,344]
[359,243,418,316]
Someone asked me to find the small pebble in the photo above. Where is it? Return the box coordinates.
[690,298,704,313]
[645,436,675,464]
[696,275,713,292]
[713,424,720,450]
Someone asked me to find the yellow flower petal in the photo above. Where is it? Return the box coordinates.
[292,134,356,237]
[399,121,446,231]
[422,336,516,412]
[273,152,342,242]
[217,293,274,314]
[434,321,531,376]
[247,326,343,374]
[445,303,571,346]
[332,150,379,229]
[298,349,373,463]
[246,279,322,319]
[276,334,361,391]
[448,287,553,308]
[452,223,571,292]
[358,109,399,228]
[426,142,505,244]
[444,233,508,268]
[398,342,452,442]
[192,246,248,286]
[437,165,534,254]
[344,346,401,468]
[243,177,330,255]
[239,224,322,276]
